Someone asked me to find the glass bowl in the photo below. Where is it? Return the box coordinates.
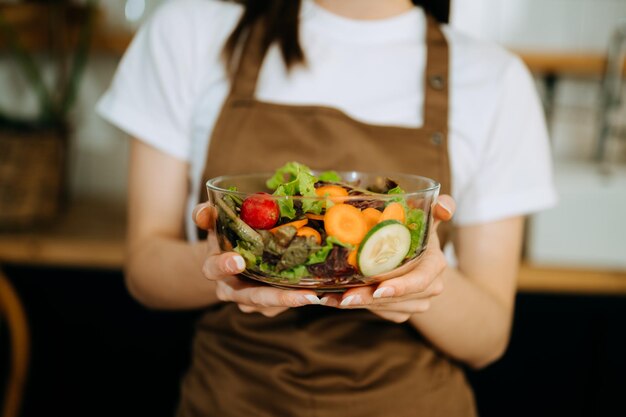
[206,171,440,292]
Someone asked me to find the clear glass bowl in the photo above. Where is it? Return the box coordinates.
[206,171,440,292]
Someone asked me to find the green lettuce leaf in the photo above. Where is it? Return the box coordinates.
[266,161,310,191]
[259,263,310,283]
[386,185,408,207]
[405,208,426,257]
[234,244,260,268]
[306,235,353,265]
[273,185,296,219]
[318,170,341,182]
[266,161,324,218]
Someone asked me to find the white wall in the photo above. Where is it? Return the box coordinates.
[452,0,626,52]
[453,0,626,164]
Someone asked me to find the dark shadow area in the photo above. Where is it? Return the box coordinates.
[467,293,626,417]
[3,264,626,417]
[3,265,200,417]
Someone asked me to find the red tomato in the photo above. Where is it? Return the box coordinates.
[240,192,280,229]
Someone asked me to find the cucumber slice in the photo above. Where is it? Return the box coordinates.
[357,220,411,277]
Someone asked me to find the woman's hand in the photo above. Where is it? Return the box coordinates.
[193,204,320,317]
[319,196,456,323]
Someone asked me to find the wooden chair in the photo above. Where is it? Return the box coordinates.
[0,268,29,417]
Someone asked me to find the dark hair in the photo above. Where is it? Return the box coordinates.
[223,0,450,76]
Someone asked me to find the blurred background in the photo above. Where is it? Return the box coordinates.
[0,1,625,416]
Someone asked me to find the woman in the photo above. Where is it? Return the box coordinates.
[97,0,557,415]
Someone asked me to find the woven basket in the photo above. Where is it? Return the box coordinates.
[0,127,67,230]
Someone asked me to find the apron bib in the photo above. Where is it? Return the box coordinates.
[178,14,476,417]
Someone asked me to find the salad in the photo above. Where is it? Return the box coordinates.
[212,162,428,287]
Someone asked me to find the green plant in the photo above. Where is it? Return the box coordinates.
[0,0,97,130]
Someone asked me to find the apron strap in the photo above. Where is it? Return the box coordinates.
[422,14,449,131]
[230,19,268,99]
[422,16,452,247]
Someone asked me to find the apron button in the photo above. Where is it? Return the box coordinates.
[429,75,445,90]
[431,132,444,145]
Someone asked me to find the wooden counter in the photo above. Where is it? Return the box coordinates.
[1,198,625,295]
[0,199,125,269]
[516,50,616,77]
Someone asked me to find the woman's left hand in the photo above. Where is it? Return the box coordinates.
[320,195,456,323]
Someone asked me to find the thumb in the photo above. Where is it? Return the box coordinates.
[432,195,455,232]
[192,202,216,230]
[434,195,455,223]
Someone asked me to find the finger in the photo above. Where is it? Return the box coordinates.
[217,277,321,307]
[336,286,375,308]
[319,293,341,307]
[331,285,436,314]
[201,252,246,280]
[259,307,290,317]
[192,203,216,230]
[370,249,447,299]
[434,195,455,222]
[237,304,289,317]
[368,298,432,314]
[370,311,412,324]
[369,274,445,305]
[238,304,256,313]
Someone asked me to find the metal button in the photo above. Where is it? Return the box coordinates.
[429,75,445,90]
[431,132,444,146]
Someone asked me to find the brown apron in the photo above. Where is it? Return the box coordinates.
[177,13,477,417]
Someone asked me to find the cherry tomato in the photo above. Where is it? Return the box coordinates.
[240,192,280,229]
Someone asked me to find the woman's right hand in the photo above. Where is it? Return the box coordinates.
[193,202,321,317]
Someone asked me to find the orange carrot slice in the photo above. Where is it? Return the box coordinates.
[362,207,382,229]
[296,226,322,244]
[324,204,368,245]
[269,218,308,233]
[380,202,405,223]
[315,185,349,203]
[305,213,325,221]
[347,247,358,269]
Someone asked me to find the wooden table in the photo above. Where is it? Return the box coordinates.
[1,198,625,295]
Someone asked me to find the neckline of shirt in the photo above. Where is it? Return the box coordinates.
[300,0,426,44]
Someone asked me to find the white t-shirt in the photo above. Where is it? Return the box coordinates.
[97,0,557,241]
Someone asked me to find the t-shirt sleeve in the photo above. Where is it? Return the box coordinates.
[96,3,196,161]
[454,56,558,226]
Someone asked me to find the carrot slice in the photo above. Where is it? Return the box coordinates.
[362,207,382,229]
[305,213,325,221]
[296,226,322,244]
[269,218,308,233]
[324,204,368,245]
[347,247,358,269]
[380,202,405,223]
[315,185,349,203]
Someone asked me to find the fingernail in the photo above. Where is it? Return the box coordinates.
[299,295,321,305]
[193,205,208,222]
[227,255,246,273]
[438,201,452,216]
[340,295,362,307]
[373,287,395,299]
